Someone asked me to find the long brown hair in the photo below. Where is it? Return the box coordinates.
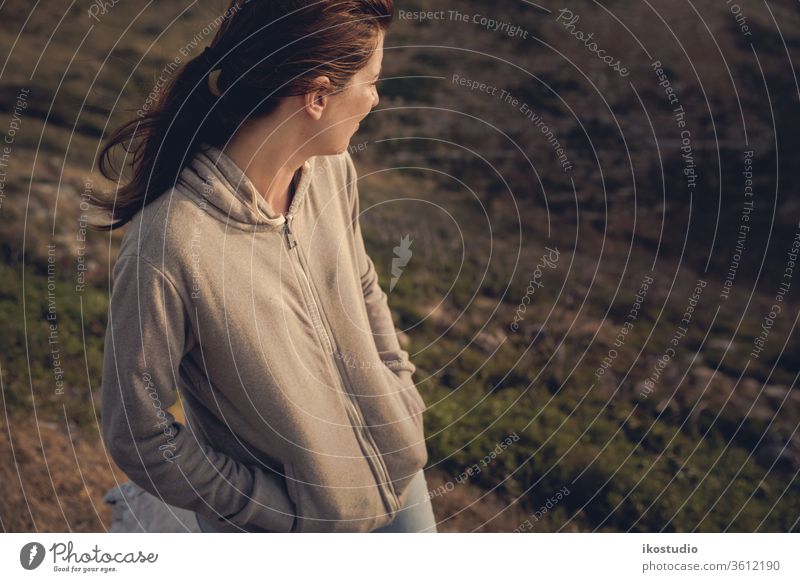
[90,0,393,231]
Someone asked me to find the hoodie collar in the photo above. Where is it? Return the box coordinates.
[177,143,314,230]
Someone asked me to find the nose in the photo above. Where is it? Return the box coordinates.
[371,85,380,109]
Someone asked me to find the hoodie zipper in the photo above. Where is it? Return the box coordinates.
[282,213,401,519]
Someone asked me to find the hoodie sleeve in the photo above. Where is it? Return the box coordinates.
[343,152,417,388]
[100,254,296,532]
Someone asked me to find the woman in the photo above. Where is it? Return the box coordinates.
[92,0,436,533]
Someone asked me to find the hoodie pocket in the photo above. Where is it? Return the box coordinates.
[383,365,426,413]
[407,382,427,415]
[381,366,426,433]
[402,382,427,417]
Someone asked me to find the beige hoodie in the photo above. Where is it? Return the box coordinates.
[100,145,429,533]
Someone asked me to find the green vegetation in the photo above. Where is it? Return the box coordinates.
[418,368,799,532]
[380,205,799,532]
[0,258,108,432]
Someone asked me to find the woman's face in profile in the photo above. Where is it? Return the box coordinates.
[321,31,383,154]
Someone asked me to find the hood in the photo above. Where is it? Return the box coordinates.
[176,143,314,230]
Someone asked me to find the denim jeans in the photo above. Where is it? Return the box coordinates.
[196,469,437,533]
[371,469,437,533]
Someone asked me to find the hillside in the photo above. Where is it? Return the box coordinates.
[0,0,798,532]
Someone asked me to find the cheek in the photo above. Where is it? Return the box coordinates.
[356,87,374,110]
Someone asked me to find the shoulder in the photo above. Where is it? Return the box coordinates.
[310,151,356,188]
[308,151,357,208]
[115,187,204,278]
[339,150,357,190]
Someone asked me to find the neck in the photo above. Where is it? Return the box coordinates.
[221,112,309,216]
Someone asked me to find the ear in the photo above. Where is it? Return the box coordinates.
[304,75,333,121]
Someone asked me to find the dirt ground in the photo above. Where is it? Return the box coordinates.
[0,409,533,533]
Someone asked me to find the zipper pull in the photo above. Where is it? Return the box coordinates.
[283,215,297,249]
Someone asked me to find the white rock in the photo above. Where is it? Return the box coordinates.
[103,481,201,533]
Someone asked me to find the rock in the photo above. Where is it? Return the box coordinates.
[103,481,201,533]
[474,328,507,353]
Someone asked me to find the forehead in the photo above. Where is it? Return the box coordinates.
[366,32,384,69]
[349,32,383,82]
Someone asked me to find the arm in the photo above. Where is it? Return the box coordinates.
[343,152,417,388]
[100,254,296,532]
